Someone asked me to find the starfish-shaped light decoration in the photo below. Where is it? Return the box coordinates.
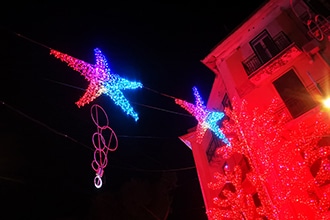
[50,48,142,121]
[175,86,230,145]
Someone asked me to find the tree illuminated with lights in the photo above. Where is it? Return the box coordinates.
[207,98,330,219]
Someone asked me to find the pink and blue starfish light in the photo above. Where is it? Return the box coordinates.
[50,48,142,121]
[175,87,230,145]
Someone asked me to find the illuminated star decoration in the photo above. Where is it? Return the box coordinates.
[50,48,143,121]
[175,86,230,145]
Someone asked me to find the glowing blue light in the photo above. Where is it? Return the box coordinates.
[50,48,142,121]
[175,87,230,145]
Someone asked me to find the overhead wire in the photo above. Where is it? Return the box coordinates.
[1,100,197,173]
[1,100,93,151]
[2,30,198,174]
[14,30,194,118]
[44,78,193,117]
[13,31,52,50]
[11,30,195,109]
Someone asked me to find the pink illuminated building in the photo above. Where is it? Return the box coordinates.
[180,0,330,219]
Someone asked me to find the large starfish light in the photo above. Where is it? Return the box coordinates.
[50,48,142,121]
[175,87,230,145]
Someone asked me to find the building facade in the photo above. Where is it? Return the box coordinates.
[180,0,330,219]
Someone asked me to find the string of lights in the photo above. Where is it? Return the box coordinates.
[1,101,196,173]
[207,97,330,219]
[43,77,193,118]
[48,47,230,145]
[10,31,230,144]
[7,30,228,201]
[90,104,118,188]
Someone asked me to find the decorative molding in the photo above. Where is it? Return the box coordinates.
[249,45,302,85]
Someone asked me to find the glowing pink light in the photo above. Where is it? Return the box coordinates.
[175,86,230,145]
[90,104,118,188]
[50,48,142,121]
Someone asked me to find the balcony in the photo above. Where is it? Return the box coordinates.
[242,32,293,76]
[244,44,302,86]
[307,15,330,42]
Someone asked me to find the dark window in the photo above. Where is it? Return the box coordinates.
[221,93,232,121]
[250,30,280,64]
[303,0,330,17]
[273,69,317,118]
[309,136,330,186]
[206,133,223,163]
[222,93,232,110]
[218,183,236,199]
[252,193,262,207]
[206,131,228,164]
[242,31,291,76]
[239,155,251,182]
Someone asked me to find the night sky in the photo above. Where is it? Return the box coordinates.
[1,2,265,219]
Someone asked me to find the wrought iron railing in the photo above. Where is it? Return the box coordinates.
[307,15,330,42]
[242,31,292,76]
[206,133,224,163]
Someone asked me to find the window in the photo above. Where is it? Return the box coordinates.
[222,93,232,111]
[206,133,226,163]
[303,0,330,17]
[243,32,291,75]
[206,133,221,162]
[273,69,317,118]
[218,183,236,200]
[239,155,251,182]
[252,193,262,207]
[309,136,330,186]
[250,30,280,64]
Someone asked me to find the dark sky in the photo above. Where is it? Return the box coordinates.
[1,2,265,219]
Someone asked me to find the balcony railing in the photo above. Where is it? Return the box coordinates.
[206,133,223,163]
[248,44,302,85]
[242,31,292,76]
[307,15,330,42]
